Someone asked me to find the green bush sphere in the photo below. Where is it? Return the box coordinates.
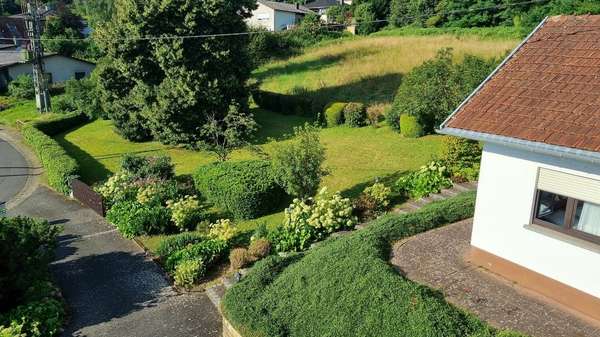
[194,160,288,219]
[400,114,423,138]
[8,75,34,99]
[343,102,367,127]
[324,102,346,127]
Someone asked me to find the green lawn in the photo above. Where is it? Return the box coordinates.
[0,100,42,126]
[57,109,443,248]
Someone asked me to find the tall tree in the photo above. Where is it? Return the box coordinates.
[95,0,257,145]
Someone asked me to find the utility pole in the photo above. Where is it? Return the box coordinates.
[23,0,51,113]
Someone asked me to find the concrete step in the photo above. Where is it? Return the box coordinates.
[405,201,422,210]
[441,188,458,197]
[464,181,479,190]
[392,208,408,214]
[430,193,446,201]
[453,183,471,192]
[206,284,226,308]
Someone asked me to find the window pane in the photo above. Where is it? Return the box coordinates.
[536,191,568,226]
[574,201,600,236]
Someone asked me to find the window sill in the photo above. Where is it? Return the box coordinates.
[524,223,600,255]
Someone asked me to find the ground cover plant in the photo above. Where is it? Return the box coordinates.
[222,192,527,337]
[0,216,65,337]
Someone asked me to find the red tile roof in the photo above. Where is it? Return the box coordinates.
[443,15,600,153]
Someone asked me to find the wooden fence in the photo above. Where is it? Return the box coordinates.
[71,179,104,216]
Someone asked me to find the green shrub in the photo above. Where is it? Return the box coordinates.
[52,95,78,114]
[400,114,423,138]
[194,160,288,219]
[8,75,34,99]
[121,153,175,180]
[166,195,206,231]
[164,238,228,272]
[63,77,105,118]
[389,49,496,133]
[21,113,89,194]
[267,222,315,253]
[96,172,137,207]
[0,217,64,337]
[106,201,172,238]
[271,124,326,199]
[354,3,377,35]
[354,183,392,218]
[396,161,453,199]
[324,102,346,127]
[135,180,180,206]
[343,102,367,127]
[156,232,206,258]
[174,259,205,289]
[222,193,492,337]
[441,136,482,170]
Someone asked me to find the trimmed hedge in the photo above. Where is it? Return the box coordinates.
[252,89,324,119]
[324,102,346,127]
[400,114,423,138]
[222,192,527,337]
[21,113,89,194]
[343,102,367,127]
[194,160,288,219]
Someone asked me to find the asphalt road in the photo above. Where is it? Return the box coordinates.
[0,134,29,209]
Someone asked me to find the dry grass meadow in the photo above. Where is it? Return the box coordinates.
[255,35,519,108]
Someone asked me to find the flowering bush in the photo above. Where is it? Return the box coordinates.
[396,161,452,199]
[96,172,136,206]
[270,188,356,252]
[166,195,205,231]
[209,219,238,242]
[287,188,355,234]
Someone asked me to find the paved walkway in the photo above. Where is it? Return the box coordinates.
[391,219,600,337]
[2,127,221,337]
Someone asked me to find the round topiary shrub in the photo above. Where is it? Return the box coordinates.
[344,102,367,127]
[400,114,423,138]
[324,102,346,127]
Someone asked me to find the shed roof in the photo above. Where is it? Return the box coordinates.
[305,0,343,9]
[440,15,600,154]
[258,0,313,14]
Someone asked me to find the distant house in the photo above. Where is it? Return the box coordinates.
[305,0,352,18]
[247,0,313,32]
[0,16,30,49]
[0,52,95,90]
[439,15,600,321]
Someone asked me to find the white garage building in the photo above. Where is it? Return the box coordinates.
[0,51,95,90]
[247,0,313,32]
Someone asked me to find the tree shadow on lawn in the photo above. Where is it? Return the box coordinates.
[308,72,403,107]
[254,48,380,84]
[251,107,312,145]
[54,133,112,185]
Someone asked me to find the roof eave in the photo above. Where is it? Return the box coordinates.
[438,16,549,131]
[439,127,600,165]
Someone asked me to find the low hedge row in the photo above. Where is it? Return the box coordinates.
[222,192,526,337]
[194,160,289,220]
[252,90,324,119]
[21,113,88,194]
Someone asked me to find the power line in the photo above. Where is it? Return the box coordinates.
[11,0,550,42]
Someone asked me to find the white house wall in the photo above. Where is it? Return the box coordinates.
[247,3,275,31]
[472,142,600,298]
[8,56,95,83]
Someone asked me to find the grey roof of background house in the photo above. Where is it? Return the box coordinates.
[0,49,25,67]
[258,0,313,14]
[305,0,343,9]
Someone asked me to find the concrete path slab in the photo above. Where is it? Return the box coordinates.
[391,219,600,337]
[9,185,222,337]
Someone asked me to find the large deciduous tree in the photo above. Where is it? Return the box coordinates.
[95,0,257,145]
